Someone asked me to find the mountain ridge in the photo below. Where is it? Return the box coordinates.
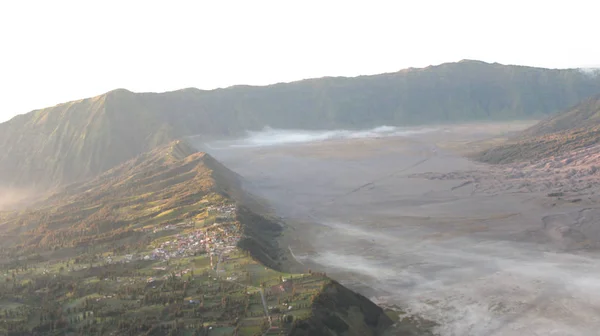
[0,139,395,335]
[520,93,600,137]
[5,59,596,122]
[3,60,600,189]
[475,94,600,164]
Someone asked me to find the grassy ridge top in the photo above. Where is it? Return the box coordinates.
[0,140,232,254]
[2,60,600,189]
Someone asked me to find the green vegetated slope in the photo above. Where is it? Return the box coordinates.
[0,140,392,336]
[0,140,228,254]
[2,61,600,188]
[476,94,600,164]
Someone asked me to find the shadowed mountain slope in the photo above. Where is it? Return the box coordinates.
[2,60,600,189]
[0,89,176,189]
[521,93,600,136]
[476,94,600,164]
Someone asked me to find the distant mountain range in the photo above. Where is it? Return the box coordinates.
[476,94,600,164]
[3,60,600,188]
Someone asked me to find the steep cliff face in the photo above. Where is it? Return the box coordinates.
[235,206,285,271]
[203,150,393,335]
[0,89,175,189]
[289,281,392,336]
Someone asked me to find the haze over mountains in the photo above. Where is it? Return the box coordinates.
[2,60,600,189]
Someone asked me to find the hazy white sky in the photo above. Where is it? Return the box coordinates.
[1,0,599,122]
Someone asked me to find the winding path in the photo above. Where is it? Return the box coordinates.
[259,288,272,335]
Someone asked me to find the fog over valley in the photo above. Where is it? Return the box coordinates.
[199,122,600,336]
[203,126,441,148]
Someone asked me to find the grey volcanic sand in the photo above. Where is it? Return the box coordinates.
[200,122,600,336]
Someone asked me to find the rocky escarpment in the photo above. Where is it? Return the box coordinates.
[289,281,393,336]
[235,205,286,271]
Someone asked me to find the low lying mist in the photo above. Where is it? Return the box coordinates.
[203,125,438,148]
[308,220,600,336]
[579,67,600,77]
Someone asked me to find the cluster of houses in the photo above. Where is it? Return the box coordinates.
[145,230,207,261]
[92,203,243,287]
[141,221,241,263]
